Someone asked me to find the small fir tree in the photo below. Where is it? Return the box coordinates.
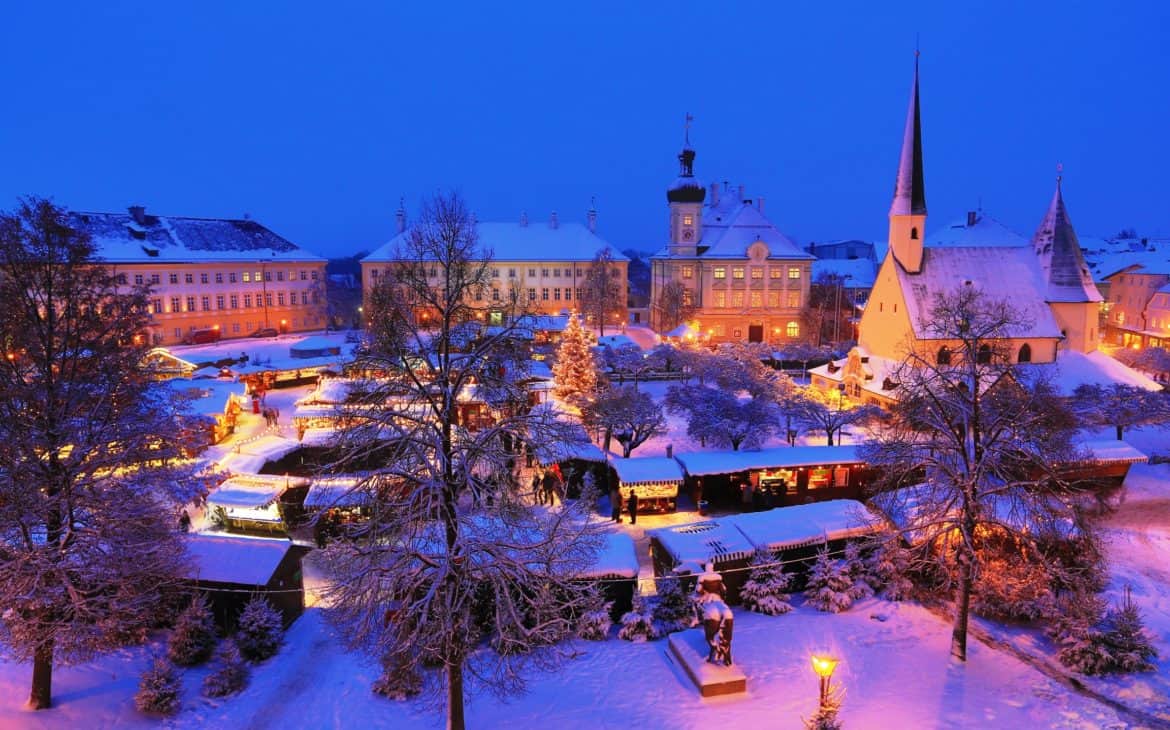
[202,640,250,698]
[651,575,695,634]
[235,596,284,662]
[576,600,614,641]
[372,653,423,700]
[865,536,915,601]
[804,684,844,730]
[740,549,793,616]
[1100,586,1157,673]
[842,542,874,602]
[135,657,182,716]
[805,548,854,613]
[167,595,218,667]
[552,313,598,403]
[618,595,659,642]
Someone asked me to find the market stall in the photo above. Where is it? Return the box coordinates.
[206,473,309,533]
[610,456,685,513]
[648,519,755,603]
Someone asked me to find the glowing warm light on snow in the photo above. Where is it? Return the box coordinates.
[811,655,839,678]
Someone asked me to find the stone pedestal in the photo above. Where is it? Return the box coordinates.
[667,629,747,697]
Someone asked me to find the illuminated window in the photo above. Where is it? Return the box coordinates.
[788,267,801,279]
[768,292,779,307]
[714,291,726,307]
[681,265,693,279]
[682,215,693,226]
[732,292,744,307]
[751,267,763,279]
[787,291,800,308]
[786,321,800,337]
[733,267,745,279]
[770,267,781,279]
[713,267,726,280]
[750,292,762,307]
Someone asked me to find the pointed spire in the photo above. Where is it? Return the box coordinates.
[1032,169,1102,303]
[890,52,927,217]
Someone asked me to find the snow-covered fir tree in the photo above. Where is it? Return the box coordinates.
[1100,586,1158,673]
[167,595,217,667]
[740,549,793,616]
[865,536,915,601]
[135,657,181,715]
[552,312,597,404]
[651,574,695,634]
[805,548,854,613]
[804,685,844,730]
[235,596,284,662]
[1052,592,1114,676]
[202,640,249,698]
[618,595,659,642]
[842,542,875,602]
[576,600,614,641]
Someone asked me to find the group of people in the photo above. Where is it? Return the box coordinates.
[609,488,639,525]
[530,465,563,505]
[262,406,281,427]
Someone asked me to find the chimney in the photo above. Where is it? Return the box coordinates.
[128,205,147,225]
[966,210,978,227]
[757,197,765,215]
[738,184,745,203]
[395,199,407,234]
[710,182,720,206]
[520,211,528,227]
[665,444,673,459]
[587,206,597,233]
[549,211,558,229]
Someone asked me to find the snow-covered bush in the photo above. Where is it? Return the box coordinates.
[804,548,854,613]
[618,595,659,642]
[740,549,793,616]
[651,575,695,634]
[372,655,423,700]
[235,595,284,662]
[202,640,250,698]
[865,536,915,601]
[576,601,614,641]
[804,685,844,730]
[167,595,217,667]
[1052,586,1157,675]
[842,542,874,602]
[135,657,181,715]
[972,556,1054,622]
[1099,586,1158,673]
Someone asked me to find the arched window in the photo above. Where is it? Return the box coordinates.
[977,344,992,364]
[911,227,919,240]
[1017,343,1032,363]
[937,346,951,365]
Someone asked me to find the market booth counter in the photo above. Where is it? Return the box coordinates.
[610,456,686,514]
[676,445,873,511]
[648,519,756,604]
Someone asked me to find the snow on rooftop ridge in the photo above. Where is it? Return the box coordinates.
[731,500,884,552]
[696,201,811,260]
[363,220,625,263]
[609,456,685,485]
[675,445,863,477]
[924,213,1029,248]
[184,533,293,585]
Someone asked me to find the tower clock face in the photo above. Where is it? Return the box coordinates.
[682,229,694,241]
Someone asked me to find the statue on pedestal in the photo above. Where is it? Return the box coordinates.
[696,563,734,666]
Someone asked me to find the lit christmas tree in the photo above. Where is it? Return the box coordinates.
[553,312,598,403]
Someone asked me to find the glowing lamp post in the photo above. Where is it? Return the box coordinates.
[811,654,838,709]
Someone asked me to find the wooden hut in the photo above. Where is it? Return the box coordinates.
[610,456,686,514]
[206,473,310,534]
[184,533,309,629]
[578,531,639,621]
[648,519,756,604]
[731,500,886,570]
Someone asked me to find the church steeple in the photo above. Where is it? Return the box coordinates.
[667,113,705,255]
[888,54,927,274]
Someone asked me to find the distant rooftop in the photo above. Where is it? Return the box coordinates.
[363,219,624,263]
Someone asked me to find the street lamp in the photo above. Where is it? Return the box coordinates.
[811,654,839,710]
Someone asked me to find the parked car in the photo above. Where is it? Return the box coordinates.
[182,328,222,345]
[250,327,279,338]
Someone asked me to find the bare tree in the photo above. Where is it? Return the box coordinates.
[860,286,1085,661]
[1072,383,1170,440]
[794,385,883,446]
[581,246,623,337]
[320,192,601,730]
[582,385,666,457]
[653,280,695,333]
[0,199,195,709]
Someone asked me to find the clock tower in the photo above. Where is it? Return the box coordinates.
[667,114,705,257]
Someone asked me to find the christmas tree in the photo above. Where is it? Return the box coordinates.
[652,574,696,634]
[135,657,182,715]
[1100,585,1157,673]
[804,548,854,613]
[235,595,284,662]
[617,595,659,642]
[167,594,218,667]
[202,640,250,698]
[553,313,597,404]
[741,549,793,615]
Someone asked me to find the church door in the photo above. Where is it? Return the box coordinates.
[748,325,763,343]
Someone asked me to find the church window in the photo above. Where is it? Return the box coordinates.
[713,267,726,280]
[911,227,919,240]
[1017,343,1032,363]
[786,321,800,337]
[733,267,745,279]
[977,344,992,364]
[937,347,951,365]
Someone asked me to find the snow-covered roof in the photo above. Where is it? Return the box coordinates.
[596,334,637,350]
[1039,349,1161,395]
[731,500,884,552]
[216,435,302,474]
[298,427,342,447]
[71,210,325,264]
[925,213,1029,248]
[578,530,639,579]
[609,456,685,486]
[1074,439,1148,465]
[650,519,756,567]
[165,378,248,418]
[1031,184,1102,304]
[363,221,626,263]
[695,199,812,260]
[290,336,343,355]
[299,377,368,406]
[514,314,569,333]
[184,533,294,585]
[898,247,1063,340]
[810,258,878,290]
[208,473,308,509]
[304,477,369,509]
[676,445,864,477]
[1098,251,1170,280]
[167,333,351,373]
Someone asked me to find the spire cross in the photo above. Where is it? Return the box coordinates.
[1056,162,1063,187]
[684,112,694,146]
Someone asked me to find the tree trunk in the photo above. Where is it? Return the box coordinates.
[826,429,835,447]
[1116,424,1124,441]
[951,554,974,661]
[446,661,465,730]
[28,640,53,710]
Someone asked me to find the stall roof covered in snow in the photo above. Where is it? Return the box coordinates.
[609,456,684,485]
[1074,439,1148,465]
[208,473,308,509]
[731,500,884,552]
[304,477,369,509]
[650,519,756,568]
[578,530,639,579]
[676,445,863,477]
[363,221,625,263]
[164,378,247,418]
[71,210,325,264]
[167,333,351,374]
[184,533,294,585]
[216,435,302,474]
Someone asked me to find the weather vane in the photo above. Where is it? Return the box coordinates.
[684,112,694,146]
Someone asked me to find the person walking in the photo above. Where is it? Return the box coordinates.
[531,471,543,505]
[178,509,191,533]
[542,470,558,506]
[627,490,639,525]
[610,487,623,523]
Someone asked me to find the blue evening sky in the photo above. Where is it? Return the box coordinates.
[1,1,1167,258]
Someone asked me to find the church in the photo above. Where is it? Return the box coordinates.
[811,59,1157,405]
